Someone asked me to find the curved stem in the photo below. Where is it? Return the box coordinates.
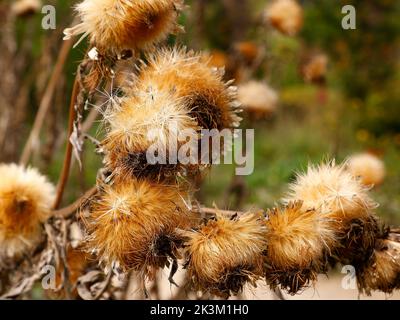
[53,186,97,218]
[53,76,80,209]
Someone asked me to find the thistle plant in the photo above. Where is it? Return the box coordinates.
[0,0,399,300]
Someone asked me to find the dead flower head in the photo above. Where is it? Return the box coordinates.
[265,0,303,36]
[347,153,386,187]
[85,178,193,279]
[64,0,184,52]
[184,212,267,298]
[135,47,242,131]
[264,201,335,294]
[102,88,200,181]
[237,81,278,118]
[284,161,380,265]
[357,233,400,295]
[0,163,55,259]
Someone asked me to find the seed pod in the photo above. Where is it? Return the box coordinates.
[347,153,386,187]
[102,89,200,181]
[265,0,303,36]
[135,47,242,131]
[184,212,267,298]
[264,201,335,294]
[85,178,193,279]
[284,162,379,265]
[0,164,55,259]
[357,231,400,295]
[64,0,184,52]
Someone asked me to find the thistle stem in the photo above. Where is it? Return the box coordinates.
[53,76,80,209]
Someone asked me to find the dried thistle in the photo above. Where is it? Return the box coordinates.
[347,153,386,187]
[237,81,278,119]
[264,201,335,294]
[135,47,242,131]
[64,0,184,52]
[184,212,267,298]
[102,88,200,181]
[357,231,400,295]
[84,178,193,280]
[0,163,55,259]
[284,161,380,265]
[264,0,303,36]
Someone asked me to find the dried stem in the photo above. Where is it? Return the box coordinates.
[53,76,81,209]
[20,39,73,166]
[53,186,98,218]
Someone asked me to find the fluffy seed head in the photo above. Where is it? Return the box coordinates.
[347,153,386,187]
[264,201,335,294]
[0,164,55,258]
[285,162,377,222]
[85,178,192,278]
[102,88,200,180]
[134,47,242,131]
[237,81,278,118]
[64,0,184,52]
[184,212,267,297]
[358,234,400,295]
[265,0,303,36]
[285,162,380,265]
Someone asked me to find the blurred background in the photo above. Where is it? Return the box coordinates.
[1,0,400,299]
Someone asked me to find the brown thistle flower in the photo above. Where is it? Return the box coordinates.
[264,0,303,36]
[284,162,380,265]
[237,81,278,119]
[184,212,267,298]
[134,47,242,131]
[102,88,200,181]
[0,164,55,259]
[264,201,335,294]
[63,0,184,52]
[347,153,386,187]
[357,231,400,295]
[84,178,193,280]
